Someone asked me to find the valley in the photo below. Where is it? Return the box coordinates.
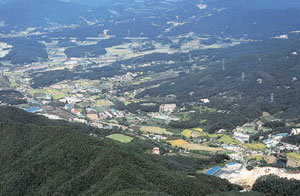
[0,0,300,195]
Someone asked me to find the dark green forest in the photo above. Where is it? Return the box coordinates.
[0,106,242,196]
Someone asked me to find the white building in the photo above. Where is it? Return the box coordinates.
[291,128,300,136]
[233,132,250,143]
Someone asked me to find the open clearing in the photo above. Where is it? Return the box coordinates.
[106,134,133,143]
[182,143,224,152]
[140,126,172,135]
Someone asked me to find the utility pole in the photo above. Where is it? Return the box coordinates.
[189,53,192,62]
[242,72,245,82]
[270,93,274,102]
[222,58,225,71]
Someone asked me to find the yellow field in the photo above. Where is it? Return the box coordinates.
[192,128,203,132]
[29,88,67,100]
[286,152,300,164]
[94,99,113,106]
[244,143,266,151]
[89,95,100,100]
[181,129,192,138]
[140,126,168,134]
[168,139,188,147]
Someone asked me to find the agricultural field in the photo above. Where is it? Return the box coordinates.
[248,155,264,161]
[9,79,19,87]
[182,143,224,152]
[94,99,113,107]
[217,135,240,145]
[29,88,68,100]
[181,129,192,138]
[140,126,171,135]
[106,134,134,143]
[286,152,300,164]
[168,139,187,147]
[193,128,204,132]
[244,143,266,151]
[73,79,98,87]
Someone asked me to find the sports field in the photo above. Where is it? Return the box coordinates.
[106,134,133,143]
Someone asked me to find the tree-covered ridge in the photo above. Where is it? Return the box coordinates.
[252,175,300,196]
[0,106,240,196]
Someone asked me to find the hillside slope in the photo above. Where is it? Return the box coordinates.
[0,107,240,196]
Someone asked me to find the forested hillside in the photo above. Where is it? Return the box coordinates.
[0,107,241,196]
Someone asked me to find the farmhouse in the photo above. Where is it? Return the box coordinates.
[152,147,160,155]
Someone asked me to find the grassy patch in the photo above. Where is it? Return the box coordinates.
[218,135,240,145]
[10,79,19,87]
[106,134,133,143]
[94,99,113,106]
[248,155,264,161]
[244,143,266,151]
[52,93,68,100]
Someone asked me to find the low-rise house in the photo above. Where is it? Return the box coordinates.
[229,153,243,161]
[89,133,98,137]
[159,104,176,113]
[64,104,72,110]
[206,166,221,175]
[233,132,250,143]
[200,98,210,103]
[263,138,279,148]
[273,133,288,141]
[152,147,160,155]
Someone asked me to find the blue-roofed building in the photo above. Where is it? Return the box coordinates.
[206,166,221,175]
[64,104,72,110]
[263,138,272,143]
[24,107,41,113]
[274,133,288,137]
[226,162,239,166]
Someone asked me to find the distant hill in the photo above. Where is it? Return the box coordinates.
[0,0,90,29]
[0,106,241,196]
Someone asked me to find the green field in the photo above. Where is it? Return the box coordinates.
[181,129,192,138]
[248,155,264,161]
[106,134,133,143]
[218,135,240,145]
[244,143,266,150]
